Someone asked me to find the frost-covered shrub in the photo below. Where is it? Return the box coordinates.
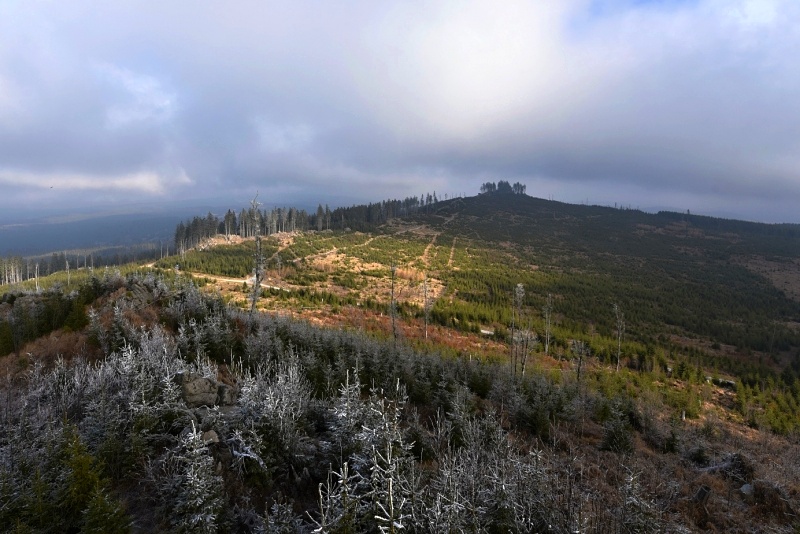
[149,423,224,533]
[315,378,416,533]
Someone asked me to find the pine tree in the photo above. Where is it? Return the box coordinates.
[82,485,132,534]
[168,423,224,534]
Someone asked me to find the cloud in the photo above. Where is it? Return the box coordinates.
[96,64,176,128]
[0,0,798,222]
[0,167,191,195]
[252,119,316,154]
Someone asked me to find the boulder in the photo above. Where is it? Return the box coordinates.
[740,483,755,504]
[202,430,220,444]
[174,371,219,407]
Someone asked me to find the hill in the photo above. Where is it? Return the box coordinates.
[157,192,800,376]
[423,193,800,355]
[143,191,800,432]
[0,192,799,531]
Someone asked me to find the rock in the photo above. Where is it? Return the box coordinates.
[202,430,220,444]
[193,407,224,431]
[740,483,755,504]
[174,371,219,407]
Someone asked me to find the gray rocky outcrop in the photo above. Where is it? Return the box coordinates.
[173,371,239,408]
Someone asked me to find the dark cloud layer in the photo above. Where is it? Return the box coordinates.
[1,0,799,222]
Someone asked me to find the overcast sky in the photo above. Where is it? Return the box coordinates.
[1,0,799,223]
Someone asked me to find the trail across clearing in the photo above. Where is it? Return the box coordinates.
[421,234,438,270]
[184,271,289,292]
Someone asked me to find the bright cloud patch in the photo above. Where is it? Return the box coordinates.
[97,64,176,128]
[0,168,191,195]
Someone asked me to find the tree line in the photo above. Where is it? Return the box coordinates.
[1,248,162,288]
[173,189,475,254]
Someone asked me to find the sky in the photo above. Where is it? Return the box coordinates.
[1,0,799,223]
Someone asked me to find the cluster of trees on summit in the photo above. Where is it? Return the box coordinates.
[479,180,527,195]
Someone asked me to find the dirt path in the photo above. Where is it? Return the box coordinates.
[357,234,384,248]
[267,237,294,262]
[184,271,289,292]
[448,238,457,268]
[355,225,418,249]
[302,247,339,263]
[188,272,244,284]
[420,233,440,271]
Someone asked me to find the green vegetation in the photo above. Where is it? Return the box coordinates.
[139,193,800,434]
[2,191,800,530]
[0,271,797,531]
[155,240,279,278]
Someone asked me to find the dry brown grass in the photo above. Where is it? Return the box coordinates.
[395,267,423,282]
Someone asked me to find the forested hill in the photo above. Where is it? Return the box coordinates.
[427,192,800,261]
[400,192,800,355]
[161,190,800,364]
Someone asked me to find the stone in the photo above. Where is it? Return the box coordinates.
[202,430,220,444]
[174,371,219,407]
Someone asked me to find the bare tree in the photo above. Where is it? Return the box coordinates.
[250,195,265,316]
[316,204,324,231]
[571,339,588,392]
[519,328,537,377]
[543,293,553,358]
[423,273,431,340]
[613,303,625,372]
[510,283,525,376]
[223,209,237,241]
[390,262,397,344]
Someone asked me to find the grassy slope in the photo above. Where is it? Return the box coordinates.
[2,196,800,530]
[131,194,800,377]
[425,194,800,355]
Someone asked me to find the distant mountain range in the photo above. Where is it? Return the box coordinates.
[0,207,225,256]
